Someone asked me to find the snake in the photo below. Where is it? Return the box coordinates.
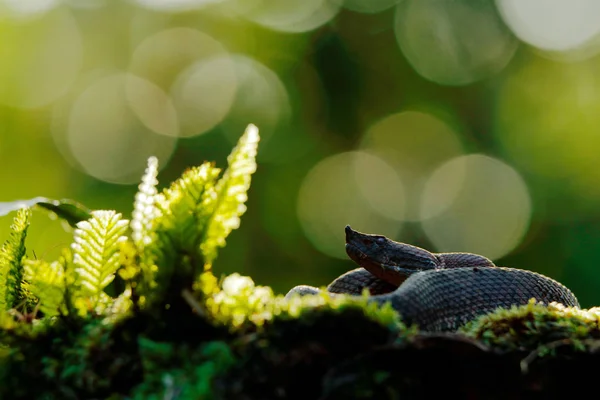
[285,226,579,332]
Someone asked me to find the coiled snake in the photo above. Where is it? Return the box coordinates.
[285,226,579,331]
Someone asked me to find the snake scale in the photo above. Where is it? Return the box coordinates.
[285,226,579,331]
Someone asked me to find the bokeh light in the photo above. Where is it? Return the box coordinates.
[297,151,404,259]
[219,55,291,148]
[394,0,518,85]
[126,74,179,138]
[170,55,237,138]
[243,0,341,33]
[420,155,531,260]
[1,0,59,17]
[132,0,223,12]
[64,0,106,9]
[129,27,236,138]
[66,73,177,184]
[342,0,397,14]
[359,111,464,221]
[494,55,600,210]
[497,0,600,58]
[0,7,82,108]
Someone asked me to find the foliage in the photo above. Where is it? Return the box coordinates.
[0,208,30,313]
[72,210,129,310]
[0,197,91,229]
[130,124,259,307]
[23,258,66,317]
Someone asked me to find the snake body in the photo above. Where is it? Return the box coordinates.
[285,226,579,331]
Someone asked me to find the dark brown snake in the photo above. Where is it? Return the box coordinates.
[285,226,579,332]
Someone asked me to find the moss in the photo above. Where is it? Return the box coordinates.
[461,298,600,352]
[130,340,235,400]
[197,271,406,333]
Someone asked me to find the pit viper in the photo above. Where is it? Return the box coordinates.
[285,226,579,331]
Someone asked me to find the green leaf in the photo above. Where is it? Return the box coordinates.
[71,210,129,307]
[157,163,221,254]
[131,156,160,250]
[23,259,66,317]
[0,197,91,228]
[143,163,221,296]
[131,125,260,306]
[0,208,31,311]
[201,123,260,268]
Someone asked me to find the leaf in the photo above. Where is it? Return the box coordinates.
[0,197,91,228]
[200,124,260,268]
[142,163,221,298]
[157,163,221,253]
[131,156,160,250]
[23,259,66,317]
[130,125,259,306]
[0,208,31,311]
[71,210,129,307]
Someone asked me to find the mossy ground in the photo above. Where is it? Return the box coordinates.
[1,272,598,399]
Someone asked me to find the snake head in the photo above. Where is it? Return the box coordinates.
[344,225,439,286]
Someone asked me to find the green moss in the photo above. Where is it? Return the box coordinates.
[461,298,600,351]
[131,339,235,400]
[196,271,407,334]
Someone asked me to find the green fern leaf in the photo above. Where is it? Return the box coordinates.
[132,156,160,250]
[0,208,31,311]
[201,124,260,268]
[23,259,66,316]
[71,210,129,306]
[157,163,221,253]
[145,164,221,293]
[131,125,259,305]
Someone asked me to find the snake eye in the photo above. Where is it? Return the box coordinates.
[375,236,386,244]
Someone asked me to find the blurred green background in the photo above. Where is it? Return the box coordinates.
[1,0,600,306]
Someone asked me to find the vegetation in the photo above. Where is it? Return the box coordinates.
[0,124,596,399]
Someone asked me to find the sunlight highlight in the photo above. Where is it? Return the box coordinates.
[66,73,177,184]
[394,0,517,85]
[420,155,531,260]
[359,111,464,222]
[497,0,600,58]
[297,151,403,259]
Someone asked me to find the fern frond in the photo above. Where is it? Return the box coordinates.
[157,163,221,253]
[132,156,160,249]
[0,208,31,311]
[23,259,66,317]
[71,210,128,307]
[132,125,259,306]
[200,124,260,268]
[149,165,221,289]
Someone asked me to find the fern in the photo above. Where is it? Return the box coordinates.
[200,124,260,268]
[23,259,66,317]
[156,163,221,254]
[0,208,31,312]
[71,210,129,307]
[131,156,160,250]
[140,163,221,302]
[129,124,260,306]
